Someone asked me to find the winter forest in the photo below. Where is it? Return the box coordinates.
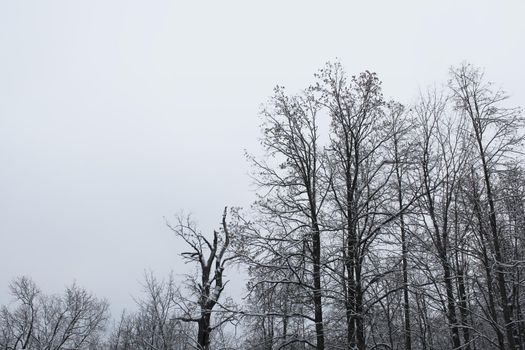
[2,61,525,350]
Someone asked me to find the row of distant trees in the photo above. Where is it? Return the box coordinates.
[0,277,108,349]
[2,62,524,350]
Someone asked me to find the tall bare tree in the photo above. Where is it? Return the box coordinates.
[450,64,525,350]
[387,102,416,350]
[413,89,469,349]
[246,85,328,349]
[318,63,411,350]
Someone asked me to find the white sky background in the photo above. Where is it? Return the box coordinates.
[1,0,524,315]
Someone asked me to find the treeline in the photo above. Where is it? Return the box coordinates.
[2,62,525,350]
[239,62,525,350]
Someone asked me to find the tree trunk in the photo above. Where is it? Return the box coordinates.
[471,173,506,349]
[478,141,517,350]
[312,219,325,350]
[442,255,462,349]
[197,313,211,350]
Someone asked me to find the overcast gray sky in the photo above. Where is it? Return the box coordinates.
[1,0,524,314]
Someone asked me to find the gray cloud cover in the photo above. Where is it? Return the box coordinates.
[1,0,524,314]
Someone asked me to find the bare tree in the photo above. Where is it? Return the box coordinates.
[318,63,413,350]
[107,273,192,350]
[449,64,525,350]
[0,277,39,350]
[0,276,109,350]
[167,207,238,350]
[413,88,469,349]
[387,102,417,350]
[245,84,328,349]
